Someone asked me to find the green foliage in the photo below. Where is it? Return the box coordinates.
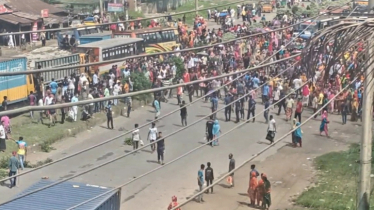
[291,5,299,14]
[296,144,374,210]
[128,71,152,92]
[0,156,8,169]
[40,141,56,153]
[168,57,184,81]
[124,137,133,146]
[0,169,6,179]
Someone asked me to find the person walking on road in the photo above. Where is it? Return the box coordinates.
[250,164,260,178]
[154,97,161,121]
[206,116,214,146]
[294,98,303,122]
[148,122,158,152]
[205,162,214,193]
[266,115,276,144]
[8,151,20,188]
[105,101,114,129]
[228,153,235,187]
[132,124,141,151]
[197,164,205,202]
[212,120,221,146]
[211,93,218,119]
[247,95,256,123]
[257,173,265,207]
[235,95,242,123]
[224,94,232,121]
[156,131,165,165]
[285,96,294,121]
[264,98,270,123]
[341,100,348,124]
[180,100,187,126]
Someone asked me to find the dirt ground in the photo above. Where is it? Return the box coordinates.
[181,117,361,210]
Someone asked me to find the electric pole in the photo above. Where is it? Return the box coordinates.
[99,0,104,18]
[357,41,374,210]
[195,0,198,15]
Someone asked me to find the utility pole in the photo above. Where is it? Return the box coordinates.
[99,0,104,18]
[195,0,198,15]
[357,40,374,210]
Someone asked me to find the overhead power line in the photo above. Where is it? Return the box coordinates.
[0,17,317,183]
[0,61,292,207]
[0,55,298,116]
[171,76,359,210]
[64,67,313,210]
[0,23,304,77]
[0,0,255,37]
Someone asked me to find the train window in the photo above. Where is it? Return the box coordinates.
[162,31,170,41]
[88,28,99,34]
[137,34,143,39]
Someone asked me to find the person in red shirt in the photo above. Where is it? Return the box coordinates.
[168,196,181,210]
[294,99,303,123]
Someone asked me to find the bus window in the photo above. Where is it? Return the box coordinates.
[162,31,170,41]
[102,49,109,61]
[169,31,176,41]
[156,32,162,42]
[137,34,143,39]
[78,29,88,36]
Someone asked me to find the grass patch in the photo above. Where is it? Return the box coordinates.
[170,0,239,25]
[295,144,374,210]
[0,101,136,162]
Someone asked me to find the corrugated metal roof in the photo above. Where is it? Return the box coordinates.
[0,13,34,24]
[78,37,144,49]
[12,12,40,21]
[0,180,119,210]
[3,0,65,15]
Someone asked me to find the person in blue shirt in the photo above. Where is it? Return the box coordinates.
[49,78,58,95]
[211,93,218,119]
[105,101,114,129]
[197,164,205,202]
[154,98,160,121]
[252,76,260,89]
[262,83,270,104]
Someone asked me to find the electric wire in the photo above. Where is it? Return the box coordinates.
[0,55,298,115]
[0,4,350,77]
[0,6,349,201]
[0,60,292,207]
[65,69,314,210]
[0,15,318,183]
[0,0,261,36]
[170,76,359,210]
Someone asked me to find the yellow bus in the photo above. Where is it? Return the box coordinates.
[112,27,179,53]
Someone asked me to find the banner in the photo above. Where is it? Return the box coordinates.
[108,3,124,12]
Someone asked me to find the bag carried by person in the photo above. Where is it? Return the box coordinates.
[266,131,275,141]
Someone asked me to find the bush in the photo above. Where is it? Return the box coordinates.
[168,56,184,81]
[124,137,133,146]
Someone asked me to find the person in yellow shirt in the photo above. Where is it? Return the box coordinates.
[318,91,324,115]
[15,136,27,170]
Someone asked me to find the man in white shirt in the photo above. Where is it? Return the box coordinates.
[113,82,121,105]
[267,115,276,144]
[132,123,141,151]
[0,121,6,152]
[88,90,94,115]
[147,122,158,152]
[273,87,281,108]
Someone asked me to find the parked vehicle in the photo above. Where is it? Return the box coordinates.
[0,180,121,210]
[56,26,103,48]
[80,31,112,45]
[34,53,85,83]
[0,57,35,105]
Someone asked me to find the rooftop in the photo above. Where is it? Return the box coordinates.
[0,180,120,210]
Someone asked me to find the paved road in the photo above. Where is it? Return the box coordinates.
[0,92,296,210]
[0,11,284,210]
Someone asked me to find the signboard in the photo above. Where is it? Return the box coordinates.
[0,5,12,14]
[32,21,38,42]
[108,3,124,12]
[41,9,49,18]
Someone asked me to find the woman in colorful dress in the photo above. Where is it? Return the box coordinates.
[248,171,258,206]
[262,173,271,210]
[257,174,265,207]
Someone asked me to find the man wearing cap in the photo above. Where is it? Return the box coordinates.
[8,151,20,188]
